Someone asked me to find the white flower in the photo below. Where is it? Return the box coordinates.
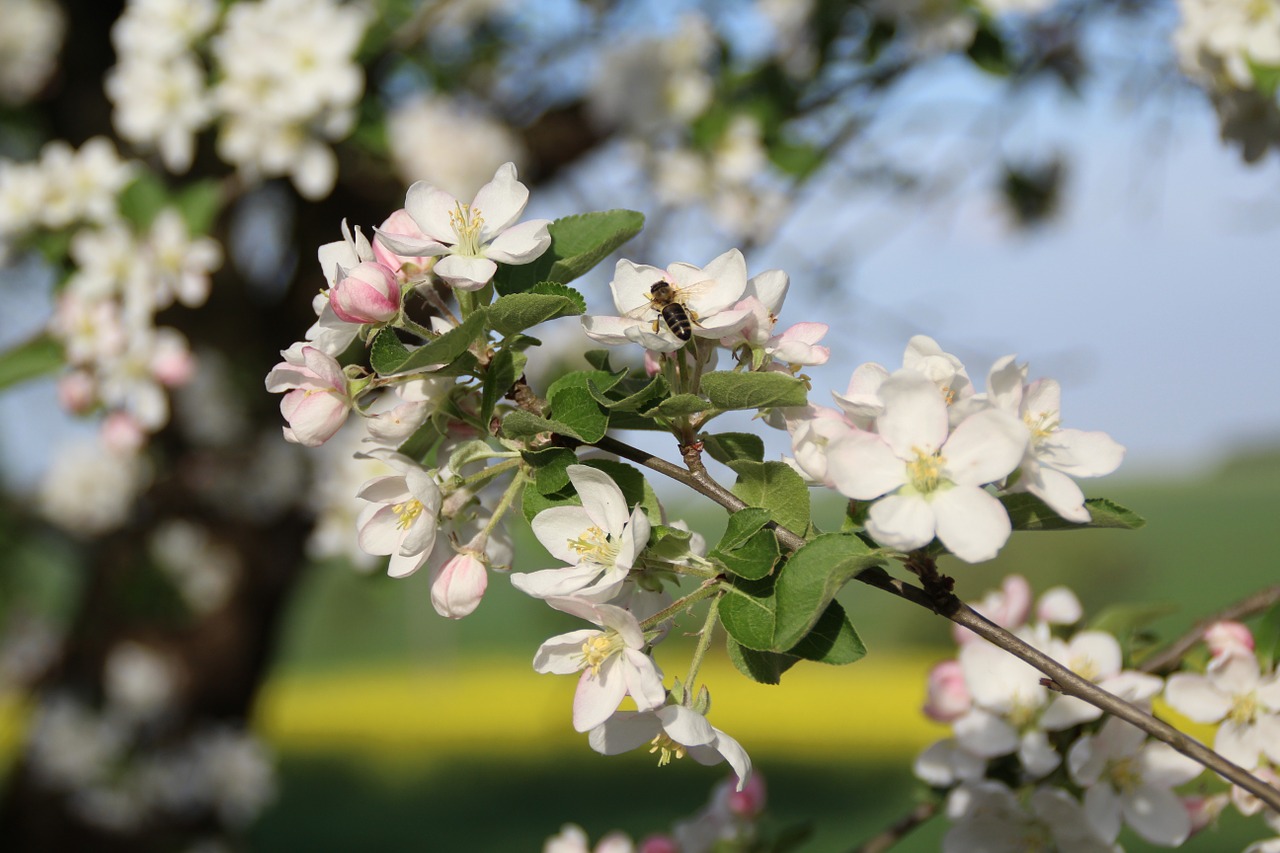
[429,550,488,619]
[1038,631,1162,731]
[1163,652,1280,769]
[106,52,212,173]
[145,209,222,307]
[263,343,352,446]
[913,738,986,787]
[353,451,443,578]
[543,824,634,853]
[0,0,64,106]
[533,597,666,732]
[826,370,1027,562]
[952,635,1057,776]
[39,440,148,535]
[588,704,752,791]
[943,781,1116,853]
[103,641,177,721]
[1067,717,1203,846]
[386,94,527,200]
[987,356,1125,523]
[512,465,649,602]
[374,161,551,290]
[581,249,753,353]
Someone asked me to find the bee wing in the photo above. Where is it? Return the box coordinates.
[671,278,720,307]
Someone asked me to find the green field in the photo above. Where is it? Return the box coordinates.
[253,447,1280,851]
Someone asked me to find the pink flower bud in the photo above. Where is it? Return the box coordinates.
[430,551,488,619]
[1204,620,1254,660]
[329,261,401,324]
[637,836,678,853]
[266,345,352,447]
[643,349,661,377]
[727,771,767,817]
[102,411,146,453]
[373,209,434,278]
[58,371,97,413]
[150,329,195,387]
[1182,793,1227,835]
[953,575,1031,645]
[923,659,971,722]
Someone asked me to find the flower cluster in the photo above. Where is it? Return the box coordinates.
[919,575,1280,850]
[105,0,369,197]
[0,0,64,106]
[786,336,1124,562]
[1174,0,1280,93]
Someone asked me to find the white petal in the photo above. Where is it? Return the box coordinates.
[404,181,459,243]
[941,409,1027,486]
[932,485,1012,563]
[531,505,595,564]
[1018,729,1061,778]
[573,660,629,732]
[1209,652,1261,693]
[509,563,605,600]
[1138,741,1204,788]
[825,430,906,500]
[434,253,496,289]
[876,371,949,458]
[622,649,667,712]
[386,549,428,579]
[1083,783,1123,843]
[567,465,629,535]
[1024,466,1089,523]
[866,493,936,552]
[581,314,650,347]
[356,474,410,504]
[1163,673,1231,723]
[472,162,528,238]
[1122,785,1191,846]
[588,711,661,755]
[533,629,598,674]
[656,705,716,747]
[371,229,447,258]
[745,268,788,312]
[1038,428,1125,478]
[1040,694,1102,730]
[1214,719,1262,768]
[357,505,403,555]
[611,259,666,316]
[952,709,1018,758]
[485,218,551,264]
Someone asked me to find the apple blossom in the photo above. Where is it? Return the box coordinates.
[923,660,972,723]
[429,551,487,620]
[826,370,1027,562]
[581,249,754,353]
[328,261,401,325]
[533,597,666,732]
[264,344,353,447]
[374,162,550,290]
[1163,652,1280,769]
[544,824,635,853]
[943,781,1115,853]
[1067,717,1203,846]
[588,704,751,791]
[512,465,650,602]
[353,451,443,579]
[1205,620,1255,661]
[372,208,433,280]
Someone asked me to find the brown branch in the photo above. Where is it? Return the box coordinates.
[851,801,940,853]
[1139,584,1280,676]
[589,434,1280,814]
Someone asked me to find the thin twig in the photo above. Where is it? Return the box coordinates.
[851,801,940,853]
[591,434,1280,813]
[1139,584,1280,675]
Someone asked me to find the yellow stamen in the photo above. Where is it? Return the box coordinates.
[906,447,945,493]
[579,633,623,677]
[567,525,620,565]
[1229,692,1259,726]
[448,202,485,257]
[392,499,424,529]
[649,733,686,766]
[1024,410,1060,444]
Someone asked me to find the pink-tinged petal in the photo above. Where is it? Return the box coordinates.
[317,238,362,286]
[588,710,662,755]
[279,389,349,446]
[951,709,1018,758]
[1037,586,1083,624]
[472,162,528,238]
[690,306,753,338]
[573,659,629,732]
[357,505,403,555]
[582,314,650,346]
[510,563,606,599]
[300,346,346,392]
[430,552,487,618]
[1023,466,1089,523]
[623,323,684,353]
[371,229,448,259]
[941,409,1027,486]
[567,465,629,535]
[745,268,788,313]
[611,259,666,316]
[485,218,551,264]
[398,510,438,556]
[264,362,315,393]
[1123,785,1192,846]
[1038,428,1125,477]
[1082,783,1123,843]
[533,628,599,674]
[387,549,428,578]
[532,505,595,564]
[434,253,497,290]
[876,371,949,458]
[404,181,460,243]
[1138,741,1204,787]
[1209,653,1261,693]
[866,493,935,552]
[932,485,1011,563]
[1163,673,1231,722]
[622,648,666,711]
[826,430,905,500]
[656,705,716,747]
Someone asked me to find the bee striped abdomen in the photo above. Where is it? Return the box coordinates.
[660,303,692,341]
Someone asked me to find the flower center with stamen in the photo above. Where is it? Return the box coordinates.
[1070,652,1101,681]
[392,499,424,529]
[1104,755,1141,792]
[579,632,623,676]
[449,202,485,257]
[906,447,946,494]
[1229,691,1259,726]
[1024,410,1060,445]
[567,525,620,566]
[939,384,956,405]
[648,732,686,766]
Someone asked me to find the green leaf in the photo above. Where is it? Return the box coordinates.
[1255,602,1280,672]
[726,636,797,685]
[372,310,489,376]
[174,178,223,233]
[488,290,584,336]
[788,601,866,665]
[772,534,888,652]
[584,350,613,371]
[1001,494,1145,531]
[1090,602,1178,638]
[528,281,588,313]
[521,446,578,495]
[712,528,779,580]
[589,373,669,413]
[719,575,778,652]
[701,432,765,466]
[479,347,526,427]
[494,210,645,294]
[731,461,811,535]
[0,334,62,392]
[118,172,168,230]
[649,394,710,417]
[547,368,625,401]
[548,386,608,444]
[967,23,1012,76]
[700,371,808,411]
[1249,59,1280,98]
[716,508,773,552]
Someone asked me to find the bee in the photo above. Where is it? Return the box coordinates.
[647,281,693,342]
